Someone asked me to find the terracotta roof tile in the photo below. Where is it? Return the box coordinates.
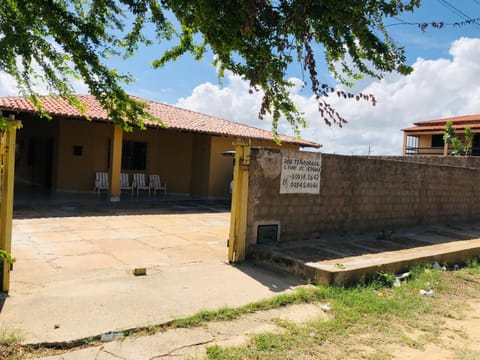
[413,114,480,126]
[0,94,321,148]
[403,114,480,133]
[403,123,480,132]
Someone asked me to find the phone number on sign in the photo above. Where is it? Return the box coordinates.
[288,173,320,181]
[289,181,319,189]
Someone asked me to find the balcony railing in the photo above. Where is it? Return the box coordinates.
[405,146,444,156]
[405,146,480,156]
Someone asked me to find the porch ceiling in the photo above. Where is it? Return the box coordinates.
[403,124,480,133]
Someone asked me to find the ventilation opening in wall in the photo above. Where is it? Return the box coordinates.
[257,224,279,244]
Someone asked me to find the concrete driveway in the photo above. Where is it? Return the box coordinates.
[0,201,304,343]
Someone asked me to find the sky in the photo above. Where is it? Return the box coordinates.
[2,1,480,155]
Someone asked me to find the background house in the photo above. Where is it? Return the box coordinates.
[402,115,480,156]
[0,95,320,199]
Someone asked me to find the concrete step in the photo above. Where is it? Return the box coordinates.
[247,227,480,285]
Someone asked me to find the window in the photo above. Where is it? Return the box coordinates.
[431,134,444,148]
[73,145,83,156]
[122,141,147,171]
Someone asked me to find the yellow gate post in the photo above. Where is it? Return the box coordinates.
[228,139,251,263]
[109,124,123,202]
[0,115,21,292]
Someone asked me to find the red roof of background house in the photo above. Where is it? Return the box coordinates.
[403,114,480,132]
[0,94,321,148]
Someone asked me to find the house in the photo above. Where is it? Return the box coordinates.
[402,115,480,156]
[0,95,320,200]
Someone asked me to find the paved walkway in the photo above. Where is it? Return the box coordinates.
[5,195,480,347]
[0,201,304,344]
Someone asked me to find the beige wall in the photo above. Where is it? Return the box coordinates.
[208,137,235,198]
[56,119,111,190]
[208,137,300,198]
[125,128,194,194]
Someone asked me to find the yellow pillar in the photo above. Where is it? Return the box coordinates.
[443,140,449,156]
[228,139,251,263]
[402,132,407,156]
[0,116,20,292]
[109,124,123,202]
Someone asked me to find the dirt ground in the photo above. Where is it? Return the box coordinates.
[389,297,480,359]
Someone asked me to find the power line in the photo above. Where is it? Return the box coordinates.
[436,0,480,30]
[387,15,480,30]
[438,0,470,20]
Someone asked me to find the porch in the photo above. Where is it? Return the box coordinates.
[403,133,480,156]
[402,115,480,156]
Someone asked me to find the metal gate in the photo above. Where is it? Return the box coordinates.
[228,139,250,263]
[0,115,20,292]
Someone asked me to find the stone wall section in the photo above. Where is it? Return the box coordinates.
[246,149,480,244]
[370,155,480,169]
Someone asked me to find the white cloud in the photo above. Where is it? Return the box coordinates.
[177,72,266,129]
[176,37,480,155]
[0,71,88,97]
[0,73,21,97]
[0,53,89,97]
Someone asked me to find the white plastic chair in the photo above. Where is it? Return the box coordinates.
[120,173,134,197]
[132,173,150,198]
[94,172,109,199]
[149,174,167,196]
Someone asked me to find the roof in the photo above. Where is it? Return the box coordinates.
[403,114,480,132]
[0,94,321,148]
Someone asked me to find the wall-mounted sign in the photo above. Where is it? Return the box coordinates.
[280,156,321,194]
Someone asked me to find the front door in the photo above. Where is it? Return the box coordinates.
[30,137,54,190]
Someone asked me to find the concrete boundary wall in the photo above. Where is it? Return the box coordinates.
[246,149,480,244]
[367,155,480,169]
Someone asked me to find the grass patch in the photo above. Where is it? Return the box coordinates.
[0,328,23,344]
[171,286,329,330]
[0,328,25,360]
[455,348,480,360]
[205,264,480,359]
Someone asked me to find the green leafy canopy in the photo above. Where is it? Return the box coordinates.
[0,0,420,135]
[443,120,472,156]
